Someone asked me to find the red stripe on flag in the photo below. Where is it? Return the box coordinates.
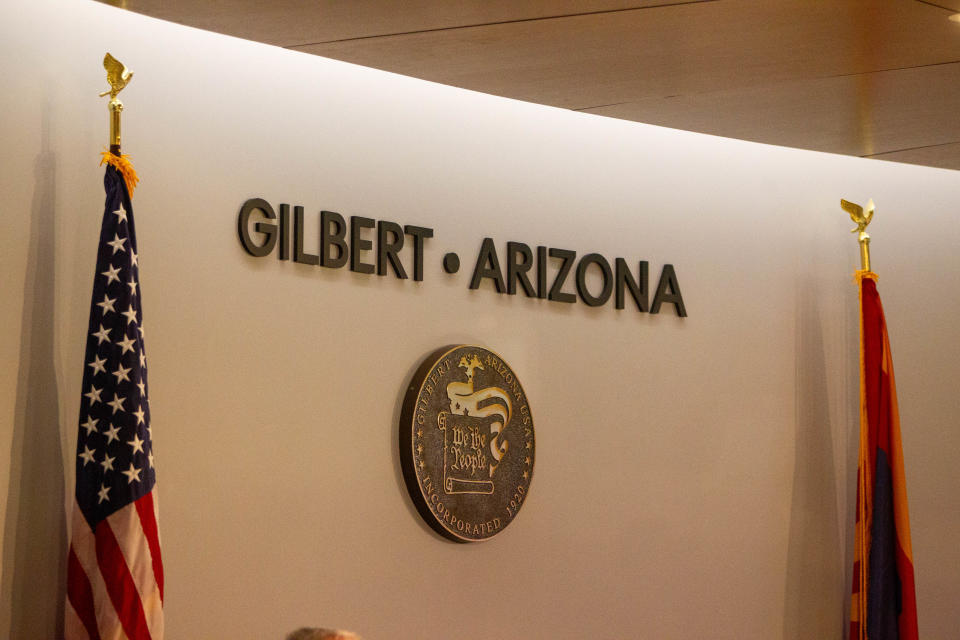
[862,279,884,479]
[66,545,102,640]
[94,520,153,640]
[849,561,861,640]
[897,542,919,640]
[135,492,165,601]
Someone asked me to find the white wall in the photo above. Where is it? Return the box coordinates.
[1,1,958,638]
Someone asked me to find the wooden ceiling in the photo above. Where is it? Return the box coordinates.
[108,0,960,169]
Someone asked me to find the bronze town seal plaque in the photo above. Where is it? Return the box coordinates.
[400,345,535,542]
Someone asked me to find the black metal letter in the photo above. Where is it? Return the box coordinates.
[575,253,613,307]
[615,258,649,312]
[469,238,506,293]
[320,210,348,269]
[536,246,547,299]
[651,264,687,317]
[404,225,434,282]
[350,216,376,274]
[507,242,536,297]
[378,221,408,279]
[278,204,290,260]
[238,198,277,257]
[293,206,320,265]
[548,248,576,303]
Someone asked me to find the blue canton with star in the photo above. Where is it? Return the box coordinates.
[74,164,155,529]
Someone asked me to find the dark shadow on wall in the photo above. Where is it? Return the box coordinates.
[783,279,843,640]
[0,109,67,639]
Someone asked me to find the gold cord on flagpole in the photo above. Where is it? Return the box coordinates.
[841,198,875,272]
[99,53,133,156]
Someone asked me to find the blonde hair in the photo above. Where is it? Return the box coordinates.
[286,628,360,640]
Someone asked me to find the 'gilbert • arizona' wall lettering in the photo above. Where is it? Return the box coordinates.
[237,198,686,317]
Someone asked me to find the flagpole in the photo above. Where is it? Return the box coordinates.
[842,196,875,640]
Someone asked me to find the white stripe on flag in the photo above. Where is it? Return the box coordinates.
[152,492,162,549]
[107,499,164,638]
[68,505,126,640]
[64,597,90,640]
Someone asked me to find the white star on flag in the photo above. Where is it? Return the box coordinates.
[121,305,138,325]
[107,234,126,254]
[112,364,131,383]
[87,355,107,375]
[113,203,127,224]
[107,393,126,415]
[81,416,99,436]
[101,264,121,285]
[92,324,111,345]
[117,335,136,355]
[122,463,142,484]
[100,453,115,473]
[103,423,121,444]
[84,386,103,406]
[78,446,96,466]
[127,433,145,455]
[96,294,117,314]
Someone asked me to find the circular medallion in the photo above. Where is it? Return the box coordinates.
[400,345,535,542]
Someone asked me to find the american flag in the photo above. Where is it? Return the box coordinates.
[65,160,164,640]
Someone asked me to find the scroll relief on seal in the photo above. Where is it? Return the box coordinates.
[401,346,535,542]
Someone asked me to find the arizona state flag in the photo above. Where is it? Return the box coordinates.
[850,271,918,640]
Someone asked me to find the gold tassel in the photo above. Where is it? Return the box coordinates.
[853,269,877,285]
[99,151,139,196]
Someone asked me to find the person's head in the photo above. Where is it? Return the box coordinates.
[285,628,360,640]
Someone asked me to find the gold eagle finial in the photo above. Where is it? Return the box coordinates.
[99,53,132,152]
[841,198,874,236]
[99,53,133,99]
[840,198,875,271]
